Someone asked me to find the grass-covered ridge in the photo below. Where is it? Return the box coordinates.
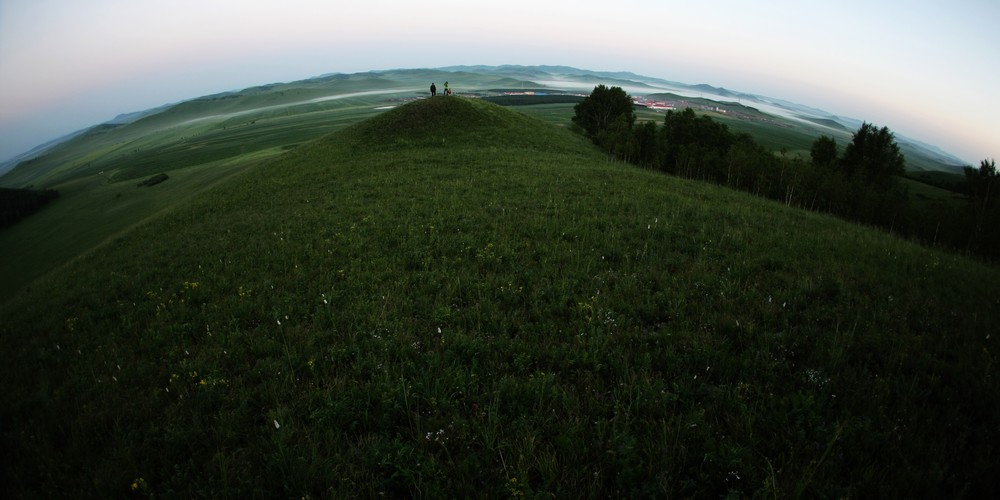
[340,96,585,153]
[1,97,998,497]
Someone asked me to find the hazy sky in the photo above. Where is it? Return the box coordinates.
[1,0,997,164]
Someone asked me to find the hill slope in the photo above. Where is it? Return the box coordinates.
[1,98,998,497]
[0,67,972,301]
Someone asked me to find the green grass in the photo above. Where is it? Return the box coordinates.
[0,90,420,300]
[510,103,578,128]
[711,112,826,158]
[1,70,969,303]
[0,154,260,302]
[907,170,966,192]
[904,176,965,204]
[2,97,998,497]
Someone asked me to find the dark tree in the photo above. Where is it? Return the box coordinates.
[572,85,635,141]
[0,187,59,229]
[964,158,998,209]
[810,135,839,167]
[598,114,636,161]
[841,122,905,185]
[962,158,1000,258]
[660,107,733,177]
[632,121,660,167]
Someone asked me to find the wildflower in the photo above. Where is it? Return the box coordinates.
[274,419,281,429]
[425,428,447,443]
[508,477,524,497]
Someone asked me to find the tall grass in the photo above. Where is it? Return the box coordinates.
[1,98,997,497]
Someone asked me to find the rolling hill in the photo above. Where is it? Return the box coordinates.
[0,66,969,183]
[1,97,997,497]
[1,66,978,302]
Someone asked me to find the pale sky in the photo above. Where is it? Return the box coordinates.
[0,0,997,164]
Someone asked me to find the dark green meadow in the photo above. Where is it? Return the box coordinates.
[2,98,998,497]
[0,84,420,301]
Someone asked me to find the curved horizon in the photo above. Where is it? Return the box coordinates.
[1,0,996,165]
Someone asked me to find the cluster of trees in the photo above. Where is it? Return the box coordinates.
[961,159,999,254]
[573,85,998,260]
[964,159,998,209]
[0,187,59,229]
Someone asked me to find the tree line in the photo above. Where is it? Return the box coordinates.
[0,187,59,229]
[573,85,999,260]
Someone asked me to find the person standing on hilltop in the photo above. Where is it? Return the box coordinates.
[444,81,450,96]
[430,82,437,97]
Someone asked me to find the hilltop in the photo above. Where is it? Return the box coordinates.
[1,97,997,497]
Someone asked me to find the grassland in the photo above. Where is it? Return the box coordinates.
[0,155,256,301]
[1,97,997,497]
[0,69,584,300]
[0,78,423,301]
[1,68,969,302]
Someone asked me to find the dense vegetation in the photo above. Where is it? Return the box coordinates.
[0,187,59,229]
[961,158,1000,252]
[1,97,998,498]
[575,86,1000,260]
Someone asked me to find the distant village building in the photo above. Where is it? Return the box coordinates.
[633,96,675,111]
[647,103,675,111]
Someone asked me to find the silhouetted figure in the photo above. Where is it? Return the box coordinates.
[430,82,437,97]
[444,81,450,96]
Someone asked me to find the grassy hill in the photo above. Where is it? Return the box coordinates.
[0,73,428,301]
[2,97,998,497]
[0,68,974,301]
